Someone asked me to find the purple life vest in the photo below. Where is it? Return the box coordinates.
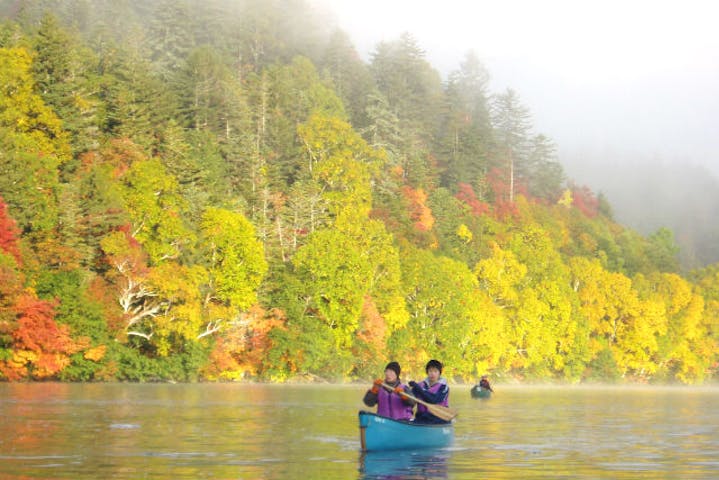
[377,383,413,420]
[415,378,449,416]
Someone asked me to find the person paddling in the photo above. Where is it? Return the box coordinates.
[479,374,494,392]
[409,359,451,424]
[363,361,414,421]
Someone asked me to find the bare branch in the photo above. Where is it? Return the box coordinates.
[128,330,153,340]
[197,320,223,339]
[126,303,164,328]
[111,258,166,334]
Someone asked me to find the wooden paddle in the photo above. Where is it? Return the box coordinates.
[381,382,458,422]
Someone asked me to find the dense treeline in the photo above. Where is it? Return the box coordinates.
[0,0,717,384]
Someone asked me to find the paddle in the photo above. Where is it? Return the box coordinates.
[381,382,458,422]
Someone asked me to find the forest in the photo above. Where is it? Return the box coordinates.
[0,0,717,384]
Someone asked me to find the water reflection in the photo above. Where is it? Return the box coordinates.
[1,384,719,479]
[359,449,449,479]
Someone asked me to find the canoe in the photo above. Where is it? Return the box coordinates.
[470,385,492,399]
[358,411,454,451]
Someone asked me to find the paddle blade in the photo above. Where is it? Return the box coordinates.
[426,403,458,422]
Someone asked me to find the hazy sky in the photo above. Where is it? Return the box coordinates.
[314,0,719,175]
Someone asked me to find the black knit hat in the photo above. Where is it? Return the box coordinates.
[385,361,401,377]
[425,359,443,373]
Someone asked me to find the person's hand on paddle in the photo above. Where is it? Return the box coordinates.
[370,378,383,394]
[393,386,406,397]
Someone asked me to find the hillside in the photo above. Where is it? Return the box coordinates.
[0,0,717,384]
[564,155,719,269]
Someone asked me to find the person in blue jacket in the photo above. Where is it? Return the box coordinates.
[409,359,450,424]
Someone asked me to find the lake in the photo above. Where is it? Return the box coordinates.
[1,383,718,479]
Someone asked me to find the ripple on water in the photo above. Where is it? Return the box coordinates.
[307,434,358,451]
[0,455,81,461]
[597,461,666,471]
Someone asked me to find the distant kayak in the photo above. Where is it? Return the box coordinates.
[470,385,492,399]
[358,411,454,451]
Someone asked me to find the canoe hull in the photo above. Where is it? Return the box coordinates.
[359,411,454,451]
[470,385,492,398]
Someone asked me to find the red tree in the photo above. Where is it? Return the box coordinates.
[0,196,22,265]
[487,168,519,219]
[0,295,79,380]
[571,184,600,218]
[455,183,490,217]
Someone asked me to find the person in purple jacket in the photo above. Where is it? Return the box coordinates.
[409,359,451,424]
[363,361,414,421]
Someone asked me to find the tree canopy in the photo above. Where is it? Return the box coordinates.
[0,0,716,384]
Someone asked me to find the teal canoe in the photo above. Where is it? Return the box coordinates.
[470,385,492,399]
[358,411,454,451]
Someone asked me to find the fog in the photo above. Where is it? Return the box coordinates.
[312,0,719,267]
[315,0,719,174]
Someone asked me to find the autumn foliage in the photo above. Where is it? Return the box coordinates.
[487,168,520,219]
[455,183,490,217]
[0,295,79,380]
[571,184,600,218]
[0,2,716,385]
[201,306,287,381]
[0,197,22,265]
[402,186,435,231]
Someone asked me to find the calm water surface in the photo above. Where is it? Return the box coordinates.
[1,383,718,479]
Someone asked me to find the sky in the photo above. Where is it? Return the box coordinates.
[312,0,719,176]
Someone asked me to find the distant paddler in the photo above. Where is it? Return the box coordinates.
[471,374,493,398]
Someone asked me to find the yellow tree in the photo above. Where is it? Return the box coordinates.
[292,227,370,349]
[0,47,71,258]
[401,246,495,378]
[146,262,207,356]
[298,113,383,220]
[638,273,708,383]
[464,292,507,379]
[197,207,269,371]
[570,257,666,380]
[690,265,719,381]
[474,243,523,372]
[477,219,582,379]
[343,215,409,376]
[200,207,268,311]
[121,157,193,263]
[508,221,584,379]
[288,113,408,377]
